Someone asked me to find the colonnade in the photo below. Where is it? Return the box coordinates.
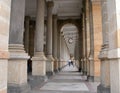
[1,0,120,93]
[0,0,70,93]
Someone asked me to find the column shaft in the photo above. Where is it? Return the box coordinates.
[82,13,87,74]
[32,0,46,75]
[46,1,54,55]
[88,0,94,82]
[46,1,54,76]
[53,15,58,72]
[85,0,91,77]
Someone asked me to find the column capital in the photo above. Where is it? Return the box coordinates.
[47,1,54,8]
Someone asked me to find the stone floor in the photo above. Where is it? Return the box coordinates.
[31,65,100,93]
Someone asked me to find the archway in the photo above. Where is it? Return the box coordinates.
[60,23,80,69]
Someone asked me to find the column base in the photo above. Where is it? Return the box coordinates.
[54,58,59,73]
[87,76,94,82]
[28,75,48,89]
[32,52,47,76]
[78,68,82,72]
[8,83,31,93]
[97,84,110,93]
[46,55,54,76]
[46,71,55,78]
[54,69,59,73]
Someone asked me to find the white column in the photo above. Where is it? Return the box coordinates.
[8,0,30,92]
[46,1,54,75]
[32,0,47,84]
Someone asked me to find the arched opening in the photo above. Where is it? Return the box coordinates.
[60,23,80,70]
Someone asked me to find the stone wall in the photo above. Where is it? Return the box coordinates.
[0,0,11,93]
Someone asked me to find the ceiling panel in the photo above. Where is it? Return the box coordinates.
[25,0,83,19]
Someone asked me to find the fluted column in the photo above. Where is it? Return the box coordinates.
[0,1,11,93]
[31,0,47,87]
[46,1,54,76]
[97,0,110,93]
[8,0,30,93]
[53,15,58,72]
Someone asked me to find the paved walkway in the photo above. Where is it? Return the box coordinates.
[31,65,99,93]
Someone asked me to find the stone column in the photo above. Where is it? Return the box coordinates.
[31,0,47,88]
[85,0,91,77]
[8,0,30,93]
[57,30,61,71]
[87,0,94,82]
[53,15,58,72]
[107,0,120,93]
[24,16,30,53]
[0,1,11,93]
[97,0,110,93]
[46,1,54,76]
[82,13,87,75]
[61,35,67,67]
[60,34,63,68]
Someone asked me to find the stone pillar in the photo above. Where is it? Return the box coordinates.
[46,1,54,76]
[57,30,61,71]
[82,13,87,75]
[87,0,94,82]
[0,1,11,93]
[85,0,91,77]
[31,0,47,88]
[60,35,63,68]
[92,0,102,82]
[97,0,110,93]
[53,15,58,72]
[24,16,30,53]
[107,0,120,93]
[8,0,30,93]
